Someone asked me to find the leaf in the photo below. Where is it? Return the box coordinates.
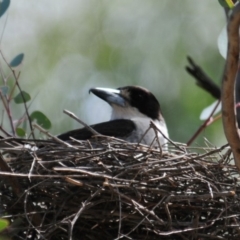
[30,111,52,129]
[14,91,31,104]
[16,127,26,137]
[217,26,227,59]
[10,53,24,68]
[218,0,234,8]
[0,85,8,95]
[0,0,10,18]
[0,219,9,232]
[200,100,222,120]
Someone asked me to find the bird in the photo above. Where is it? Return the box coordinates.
[57,86,168,148]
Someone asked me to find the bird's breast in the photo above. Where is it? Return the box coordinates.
[123,118,168,148]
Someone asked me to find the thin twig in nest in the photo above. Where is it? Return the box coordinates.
[0,137,239,239]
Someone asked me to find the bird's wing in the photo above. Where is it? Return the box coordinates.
[57,119,136,141]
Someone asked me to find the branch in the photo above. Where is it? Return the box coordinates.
[63,109,101,136]
[13,71,35,138]
[32,123,74,148]
[221,3,240,170]
[186,56,221,99]
[187,100,221,146]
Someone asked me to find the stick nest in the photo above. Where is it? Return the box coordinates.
[1,137,240,240]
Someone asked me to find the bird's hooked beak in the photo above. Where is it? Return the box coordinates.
[89,87,126,107]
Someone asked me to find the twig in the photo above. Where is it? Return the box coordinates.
[0,171,102,178]
[111,188,165,225]
[32,123,74,148]
[186,56,221,99]
[0,50,35,138]
[69,189,102,240]
[23,188,47,239]
[53,167,139,183]
[63,109,101,136]
[150,121,184,151]
[187,100,221,146]
[151,124,163,153]
[0,125,11,137]
[0,153,22,196]
[13,71,35,138]
[0,88,16,136]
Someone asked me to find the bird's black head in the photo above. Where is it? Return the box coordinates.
[117,86,162,120]
[90,86,163,120]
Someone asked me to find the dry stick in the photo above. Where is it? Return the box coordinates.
[69,189,102,240]
[0,94,9,135]
[0,59,16,136]
[32,123,74,148]
[54,167,139,183]
[0,50,35,138]
[111,188,165,225]
[0,125,11,137]
[14,71,35,139]
[14,93,40,138]
[0,89,8,111]
[0,153,22,196]
[63,109,101,136]
[187,100,221,146]
[0,87,16,136]
[150,121,184,151]
[151,125,162,153]
[23,189,47,239]
[168,191,235,201]
[0,51,17,136]
[0,171,99,178]
[0,154,43,228]
[221,3,240,170]
[186,56,221,99]
[132,125,160,155]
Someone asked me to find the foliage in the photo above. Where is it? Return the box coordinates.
[0,1,231,144]
[0,1,51,138]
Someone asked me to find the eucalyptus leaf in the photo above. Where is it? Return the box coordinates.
[16,127,26,137]
[30,111,52,129]
[200,100,222,120]
[217,26,227,59]
[10,53,24,68]
[14,91,31,104]
[0,0,10,18]
[0,218,9,232]
[218,0,234,8]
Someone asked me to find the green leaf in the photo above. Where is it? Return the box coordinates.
[16,127,26,137]
[0,0,10,18]
[0,219,9,232]
[14,91,31,104]
[30,111,52,129]
[218,0,234,8]
[0,85,8,96]
[10,53,24,68]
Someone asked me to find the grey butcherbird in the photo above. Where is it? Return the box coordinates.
[58,86,168,148]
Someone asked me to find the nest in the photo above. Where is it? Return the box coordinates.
[0,137,240,240]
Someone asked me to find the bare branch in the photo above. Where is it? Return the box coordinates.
[221,3,240,170]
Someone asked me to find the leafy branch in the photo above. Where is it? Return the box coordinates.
[0,0,51,139]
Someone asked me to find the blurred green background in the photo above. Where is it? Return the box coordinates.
[0,0,226,146]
